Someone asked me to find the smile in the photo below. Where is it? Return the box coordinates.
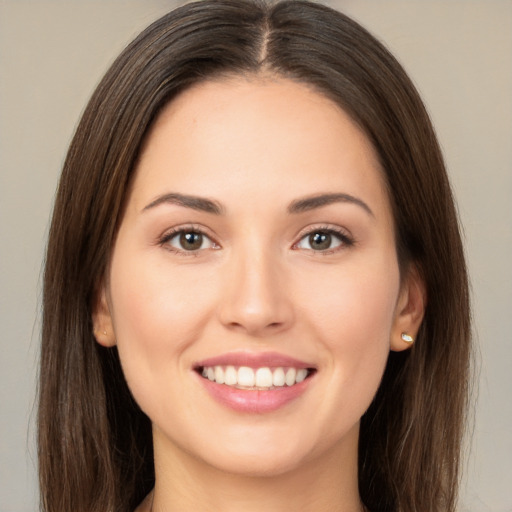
[199,365,313,390]
[194,352,317,413]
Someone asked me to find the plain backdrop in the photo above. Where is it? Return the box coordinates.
[1,1,511,511]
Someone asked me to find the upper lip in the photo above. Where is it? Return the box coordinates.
[195,351,316,370]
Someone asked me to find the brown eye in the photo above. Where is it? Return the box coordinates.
[309,232,332,251]
[164,229,217,252]
[179,231,203,250]
[295,229,348,252]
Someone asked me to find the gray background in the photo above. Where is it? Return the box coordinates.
[1,1,511,510]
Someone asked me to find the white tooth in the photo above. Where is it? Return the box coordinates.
[207,367,215,381]
[285,368,296,386]
[237,366,255,387]
[224,365,237,385]
[272,367,285,387]
[255,367,273,387]
[214,366,225,384]
[295,368,308,383]
[202,367,208,378]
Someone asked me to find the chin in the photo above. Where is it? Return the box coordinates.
[204,448,309,478]
[190,424,342,479]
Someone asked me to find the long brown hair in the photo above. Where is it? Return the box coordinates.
[39,1,471,511]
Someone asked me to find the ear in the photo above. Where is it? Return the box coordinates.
[92,281,116,347]
[390,265,426,352]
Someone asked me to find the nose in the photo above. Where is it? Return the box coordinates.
[217,246,294,337]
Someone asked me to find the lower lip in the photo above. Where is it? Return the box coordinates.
[196,373,313,413]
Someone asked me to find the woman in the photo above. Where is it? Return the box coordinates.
[38,1,471,511]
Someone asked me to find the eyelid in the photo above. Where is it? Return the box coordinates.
[292,224,355,253]
[158,223,220,254]
[156,222,354,255]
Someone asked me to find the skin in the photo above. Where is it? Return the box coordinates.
[94,76,425,512]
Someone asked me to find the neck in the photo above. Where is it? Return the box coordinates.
[145,425,363,512]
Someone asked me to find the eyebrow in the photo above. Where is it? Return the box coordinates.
[142,191,373,217]
[287,193,374,217]
[142,193,224,215]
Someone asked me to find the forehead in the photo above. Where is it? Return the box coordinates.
[130,76,390,218]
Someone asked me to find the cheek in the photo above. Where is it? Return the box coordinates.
[301,256,399,339]
[106,250,218,401]
[110,248,216,332]
[298,255,399,406]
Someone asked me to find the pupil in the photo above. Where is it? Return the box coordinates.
[310,232,331,250]
[180,232,202,250]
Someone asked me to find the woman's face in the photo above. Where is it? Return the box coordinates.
[95,76,419,477]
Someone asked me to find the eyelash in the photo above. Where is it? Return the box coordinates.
[292,225,355,255]
[158,224,355,256]
[158,224,219,256]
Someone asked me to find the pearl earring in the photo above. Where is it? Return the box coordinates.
[401,332,414,344]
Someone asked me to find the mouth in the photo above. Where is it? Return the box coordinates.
[193,352,317,413]
[195,365,316,390]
